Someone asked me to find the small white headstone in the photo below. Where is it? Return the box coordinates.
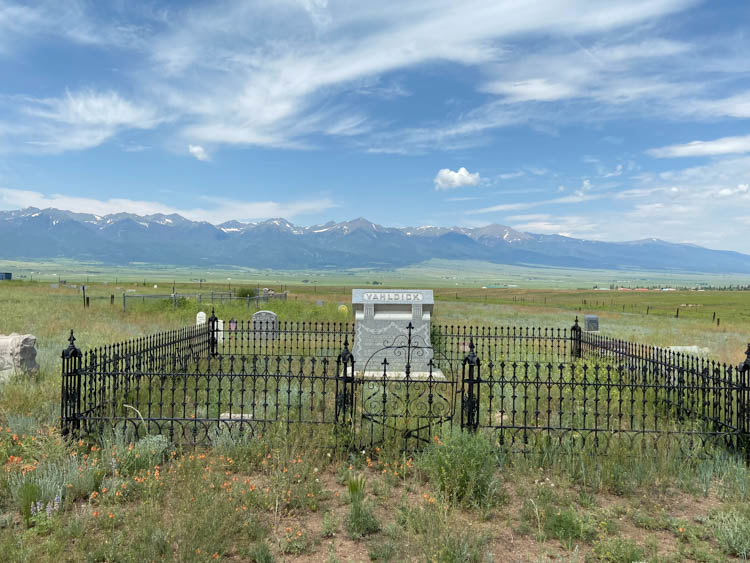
[196,311,207,326]
[252,310,278,339]
[217,319,224,343]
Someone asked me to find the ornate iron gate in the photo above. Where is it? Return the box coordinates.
[355,323,468,450]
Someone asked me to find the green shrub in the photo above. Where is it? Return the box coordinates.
[708,508,750,558]
[322,511,339,537]
[247,541,275,563]
[592,537,645,562]
[368,539,398,561]
[418,429,500,507]
[543,506,596,548]
[398,502,489,562]
[103,433,171,476]
[8,455,105,526]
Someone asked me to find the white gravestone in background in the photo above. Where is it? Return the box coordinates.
[352,289,440,379]
[196,311,207,326]
[252,310,278,339]
[0,334,39,383]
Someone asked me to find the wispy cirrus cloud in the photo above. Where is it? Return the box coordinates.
[0,0,709,155]
[0,89,159,153]
[468,193,601,214]
[648,134,750,158]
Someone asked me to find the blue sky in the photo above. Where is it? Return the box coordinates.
[1,1,750,252]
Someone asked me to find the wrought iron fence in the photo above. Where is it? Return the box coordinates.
[214,318,354,358]
[60,316,750,460]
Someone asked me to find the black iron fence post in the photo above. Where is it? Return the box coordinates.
[461,339,480,432]
[739,343,750,462]
[208,308,218,357]
[571,316,582,359]
[61,329,82,437]
[335,338,355,442]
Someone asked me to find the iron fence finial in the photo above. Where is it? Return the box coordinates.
[464,337,479,366]
[63,329,81,359]
[339,337,352,363]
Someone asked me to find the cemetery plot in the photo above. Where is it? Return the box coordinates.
[60,314,750,458]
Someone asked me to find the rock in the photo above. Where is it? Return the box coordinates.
[0,333,39,382]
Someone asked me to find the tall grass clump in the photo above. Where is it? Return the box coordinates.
[345,474,379,539]
[418,429,501,508]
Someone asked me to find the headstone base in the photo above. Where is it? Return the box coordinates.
[356,369,445,381]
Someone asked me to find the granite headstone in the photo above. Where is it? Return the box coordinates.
[352,289,438,378]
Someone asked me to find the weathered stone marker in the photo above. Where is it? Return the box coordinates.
[0,333,39,383]
[196,311,207,326]
[352,289,439,378]
[252,310,278,339]
[584,315,599,332]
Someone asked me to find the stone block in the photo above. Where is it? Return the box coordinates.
[0,333,39,383]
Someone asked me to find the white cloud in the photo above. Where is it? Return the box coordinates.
[590,156,750,251]
[483,78,577,102]
[509,215,597,236]
[188,144,210,161]
[498,171,525,180]
[434,167,481,190]
[648,134,750,158]
[25,89,156,127]
[682,91,750,119]
[0,90,158,153]
[468,193,600,214]
[0,187,335,224]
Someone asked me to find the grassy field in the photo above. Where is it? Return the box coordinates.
[0,278,749,561]
[3,258,750,289]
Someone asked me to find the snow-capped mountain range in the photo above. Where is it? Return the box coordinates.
[2,207,750,273]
